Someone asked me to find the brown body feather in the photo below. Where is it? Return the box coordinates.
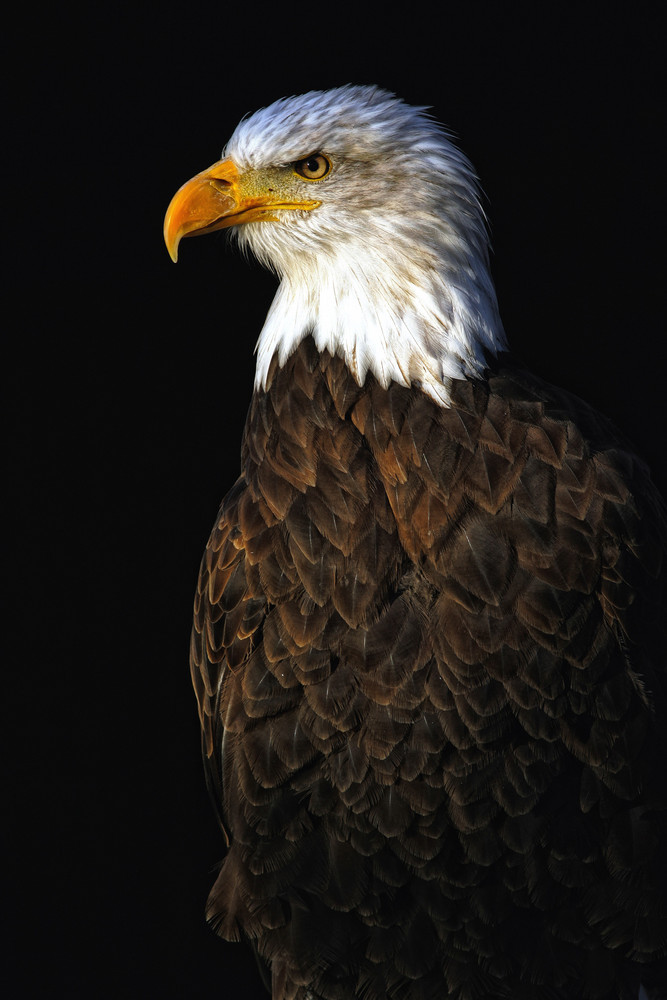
[191,337,667,999]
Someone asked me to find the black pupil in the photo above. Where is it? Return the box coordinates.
[306,157,321,173]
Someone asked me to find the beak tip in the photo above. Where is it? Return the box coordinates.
[163,215,180,262]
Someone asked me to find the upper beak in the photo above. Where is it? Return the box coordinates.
[163,158,320,262]
[164,159,249,263]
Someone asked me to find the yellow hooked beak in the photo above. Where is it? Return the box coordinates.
[163,158,321,262]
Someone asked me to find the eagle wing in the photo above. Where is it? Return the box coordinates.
[190,476,267,841]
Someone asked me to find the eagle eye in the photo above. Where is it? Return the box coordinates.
[293,154,331,181]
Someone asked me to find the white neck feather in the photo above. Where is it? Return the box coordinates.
[253,224,506,405]
[224,85,508,402]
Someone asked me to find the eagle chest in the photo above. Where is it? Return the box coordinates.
[212,343,570,828]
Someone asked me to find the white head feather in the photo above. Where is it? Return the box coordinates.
[223,85,507,405]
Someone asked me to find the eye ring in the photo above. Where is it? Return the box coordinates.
[293,154,332,181]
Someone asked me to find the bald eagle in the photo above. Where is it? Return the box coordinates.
[164,86,666,999]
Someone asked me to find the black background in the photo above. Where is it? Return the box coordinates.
[7,3,666,997]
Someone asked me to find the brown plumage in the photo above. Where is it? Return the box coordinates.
[190,340,666,998]
[166,87,667,999]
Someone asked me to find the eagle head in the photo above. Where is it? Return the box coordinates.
[164,85,506,402]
